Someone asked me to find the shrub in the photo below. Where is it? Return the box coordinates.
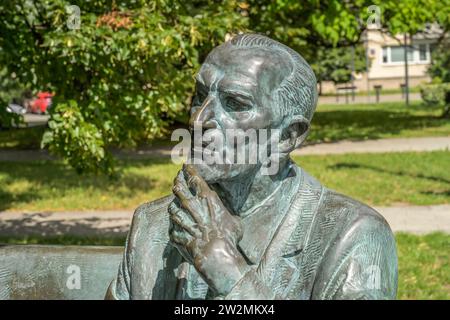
[420,83,450,106]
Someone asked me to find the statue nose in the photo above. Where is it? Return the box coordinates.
[189,96,216,129]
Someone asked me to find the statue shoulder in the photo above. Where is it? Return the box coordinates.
[312,189,398,299]
[131,195,174,225]
[127,195,174,249]
[288,169,393,246]
[319,188,392,237]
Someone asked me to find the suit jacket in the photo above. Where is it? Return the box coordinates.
[106,166,398,300]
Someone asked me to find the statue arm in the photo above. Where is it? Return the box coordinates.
[105,197,175,300]
[311,213,398,300]
[104,209,140,300]
[104,239,132,300]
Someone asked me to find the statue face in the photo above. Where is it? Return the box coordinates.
[189,45,292,182]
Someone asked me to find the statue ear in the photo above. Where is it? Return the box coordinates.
[278,115,310,154]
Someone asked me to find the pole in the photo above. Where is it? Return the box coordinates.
[403,33,410,106]
[351,46,355,102]
[365,33,370,102]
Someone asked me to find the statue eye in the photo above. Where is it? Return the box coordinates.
[225,97,250,112]
[195,89,208,104]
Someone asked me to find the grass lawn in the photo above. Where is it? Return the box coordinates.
[308,101,450,144]
[1,102,449,150]
[1,232,448,300]
[0,151,448,211]
[396,232,450,300]
[0,126,45,149]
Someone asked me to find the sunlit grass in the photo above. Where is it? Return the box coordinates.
[292,151,450,206]
[396,232,450,300]
[0,151,448,211]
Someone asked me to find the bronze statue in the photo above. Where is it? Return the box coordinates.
[105,34,398,300]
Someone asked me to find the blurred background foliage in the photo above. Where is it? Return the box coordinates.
[421,38,450,117]
[0,0,449,174]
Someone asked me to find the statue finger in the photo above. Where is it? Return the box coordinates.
[170,209,202,238]
[169,198,205,229]
[173,177,204,217]
[169,228,196,264]
[205,196,217,223]
[169,228,191,246]
[174,170,189,189]
[183,164,211,197]
[172,171,194,202]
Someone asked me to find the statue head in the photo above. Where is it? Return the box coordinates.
[189,33,317,182]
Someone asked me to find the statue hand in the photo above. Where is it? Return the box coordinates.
[168,164,248,296]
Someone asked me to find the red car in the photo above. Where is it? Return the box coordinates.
[31,92,54,113]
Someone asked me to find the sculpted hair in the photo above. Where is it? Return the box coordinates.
[229,33,318,124]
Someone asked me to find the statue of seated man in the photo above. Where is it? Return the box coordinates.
[106,34,398,300]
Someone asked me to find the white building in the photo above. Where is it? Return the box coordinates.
[321,26,442,94]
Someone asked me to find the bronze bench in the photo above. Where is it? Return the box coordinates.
[0,244,123,300]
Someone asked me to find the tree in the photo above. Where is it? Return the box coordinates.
[428,42,450,83]
[424,41,450,117]
[1,0,449,174]
[246,0,449,101]
[0,0,246,174]
[310,45,368,93]
[0,68,25,128]
[245,0,449,51]
[245,0,369,64]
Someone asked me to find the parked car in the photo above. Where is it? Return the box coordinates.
[6,103,27,115]
[31,92,54,114]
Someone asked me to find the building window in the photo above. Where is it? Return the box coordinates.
[381,44,430,64]
[419,44,427,61]
[382,47,388,63]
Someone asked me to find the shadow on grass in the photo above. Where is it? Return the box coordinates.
[0,188,41,212]
[0,157,173,211]
[0,126,46,149]
[329,162,450,185]
[420,190,450,197]
[308,108,446,144]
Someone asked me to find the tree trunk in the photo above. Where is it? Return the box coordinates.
[442,90,450,118]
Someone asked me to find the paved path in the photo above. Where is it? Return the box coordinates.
[0,210,131,237]
[0,136,449,162]
[376,205,450,234]
[0,205,448,237]
[295,136,450,155]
